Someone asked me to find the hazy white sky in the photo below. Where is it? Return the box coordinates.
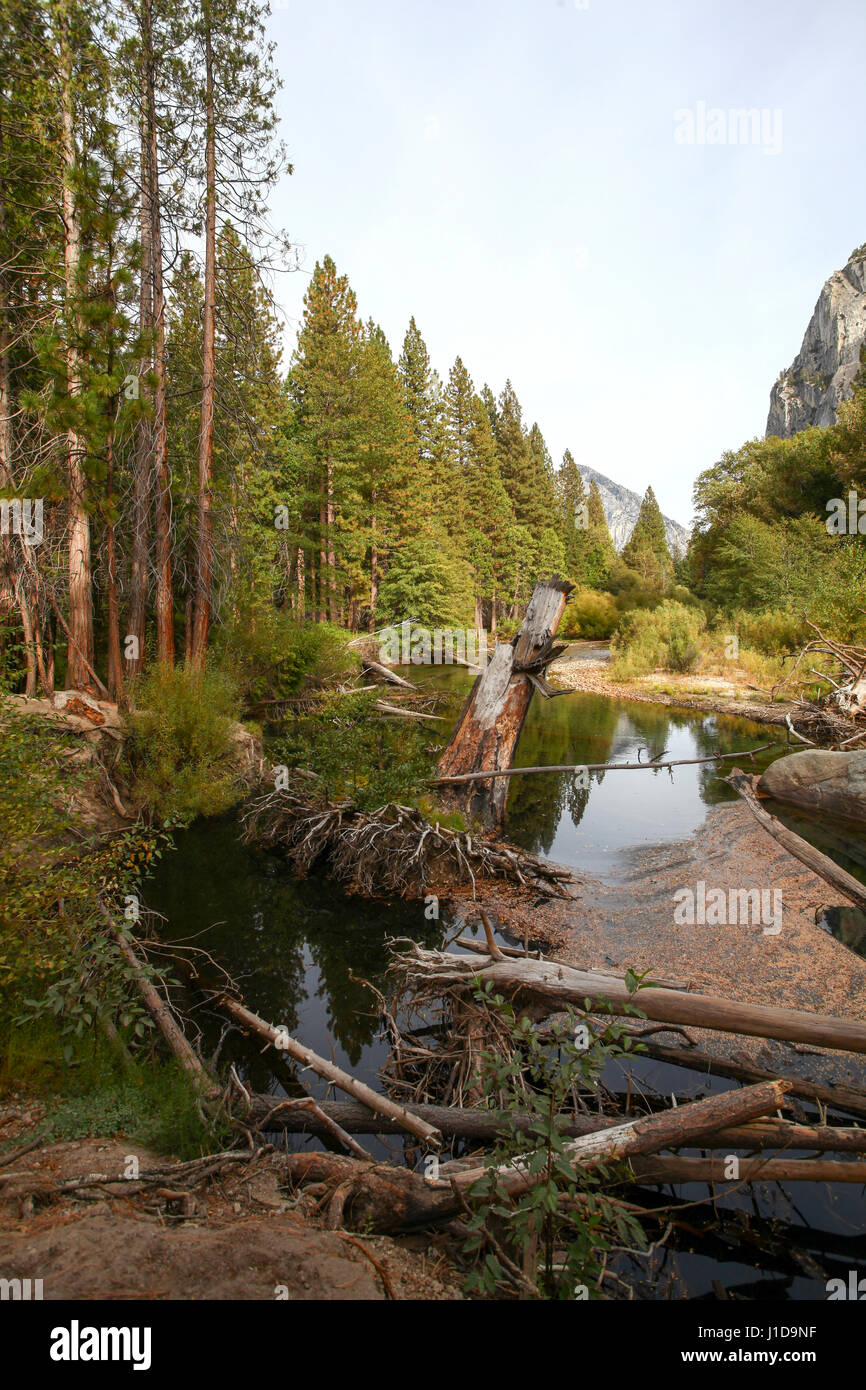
[264,0,866,526]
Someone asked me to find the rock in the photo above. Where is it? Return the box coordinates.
[758,750,866,823]
[766,245,866,438]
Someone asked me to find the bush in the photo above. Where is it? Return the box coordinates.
[273,688,433,811]
[727,609,808,656]
[610,600,706,678]
[561,588,619,640]
[124,663,243,824]
[216,607,355,708]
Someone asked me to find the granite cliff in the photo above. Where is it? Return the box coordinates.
[767,245,866,438]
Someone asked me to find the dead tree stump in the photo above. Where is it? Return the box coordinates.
[435,575,573,828]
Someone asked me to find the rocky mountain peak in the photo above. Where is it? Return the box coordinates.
[766,245,866,438]
[576,465,690,556]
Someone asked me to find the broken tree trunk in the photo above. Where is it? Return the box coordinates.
[217,996,442,1147]
[725,767,866,913]
[395,945,866,1054]
[435,575,573,827]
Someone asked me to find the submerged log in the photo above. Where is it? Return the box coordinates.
[250,1095,866,1153]
[724,767,866,913]
[629,1155,866,1185]
[609,1028,866,1122]
[395,945,866,1055]
[435,575,573,827]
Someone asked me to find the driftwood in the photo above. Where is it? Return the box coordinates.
[241,778,573,898]
[249,1095,866,1154]
[433,743,777,785]
[284,1082,788,1231]
[374,700,443,722]
[724,767,866,913]
[361,656,417,690]
[393,944,866,1055]
[436,575,573,826]
[101,909,219,1098]
[218,996,442,1147]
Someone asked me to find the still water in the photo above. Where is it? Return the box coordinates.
[143,671,866,1299]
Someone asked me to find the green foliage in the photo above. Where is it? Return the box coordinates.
[216,607,355,706]
[0,697,166,1026]
[123,663,243,823]
[621,486,674,590]
[0,1022,227,1161]
[273,688,434,811]
[460,982,648,1300]
[561,587,619,639]
[611,600,706,678]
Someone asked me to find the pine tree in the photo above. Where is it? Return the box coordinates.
[289,255,362,623]
[557,449,589,584]
[584,480,617,587]
[622,485,673,588]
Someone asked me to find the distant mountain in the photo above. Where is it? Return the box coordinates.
[766,244,866,438]
[576,464,690,557]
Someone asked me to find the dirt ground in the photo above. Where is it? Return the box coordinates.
[0,1125,461,1300]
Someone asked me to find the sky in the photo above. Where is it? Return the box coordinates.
[263,0,866,527]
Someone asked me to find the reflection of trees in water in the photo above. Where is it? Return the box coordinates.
[145,815,443,1077]
[505,692,621,855]
[306,906,442,1066]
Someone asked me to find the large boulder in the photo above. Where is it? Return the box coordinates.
[758,749,866,823]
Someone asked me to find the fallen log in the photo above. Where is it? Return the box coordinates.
[629,1155,866,1185]
[101,908,219,1098]
[374,700,443,722]
[608,1028,866,1122]
[361,656,417,690]
[218,997,442,1148]
[435,575,573,827]
[724,767,866,913]
[441,1080,790,1198]
[250,1095,866,1153]
[285,1082,789,1230]
[433,743,777,785]
[396,945,866,1056]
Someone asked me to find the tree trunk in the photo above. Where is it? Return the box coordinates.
[436,575,572,826]
[58,2,95,693]
[190,10,216,666]
[127,2,154,679]
[146,1,174,664]
[400,946,866,1055]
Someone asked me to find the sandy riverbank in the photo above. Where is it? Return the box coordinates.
[549,653,792,727]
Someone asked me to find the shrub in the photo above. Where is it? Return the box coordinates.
[216,607,355,708]
[728,608,808,656]
[124,663,243,824]
[610,600,706,678]
[561,588,619,640]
